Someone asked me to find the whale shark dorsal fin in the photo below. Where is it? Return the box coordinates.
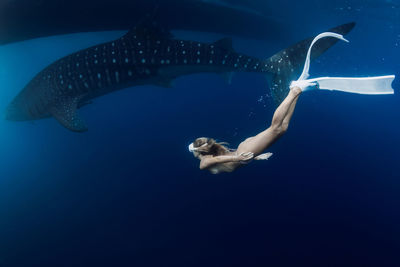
[214,37,234,51]
[123,22,173,41]
[50,96,88,133]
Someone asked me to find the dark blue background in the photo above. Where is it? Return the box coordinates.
[0,1,399,266]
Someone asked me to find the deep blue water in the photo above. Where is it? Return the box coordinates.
[0,1,400,266]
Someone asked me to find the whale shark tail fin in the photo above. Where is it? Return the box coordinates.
[265,22,356,105]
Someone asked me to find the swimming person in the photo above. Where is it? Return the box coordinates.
[188,32,395,174]
[188,84,304,174]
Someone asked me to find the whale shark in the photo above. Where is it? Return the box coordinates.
[5,22,355,132]
[0,0,280,45]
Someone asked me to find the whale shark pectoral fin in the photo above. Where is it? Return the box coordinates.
[50,96,88,133]
[220,72,234,84]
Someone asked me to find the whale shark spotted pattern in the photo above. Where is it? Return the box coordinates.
[5,23,355,132]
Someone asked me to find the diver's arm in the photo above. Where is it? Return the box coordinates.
[199,153,254,170]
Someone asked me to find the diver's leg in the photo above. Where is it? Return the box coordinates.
[270,87,302,131]
[236,87,302,156]
[281,90,301,131]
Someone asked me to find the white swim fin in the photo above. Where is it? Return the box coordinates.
[254,152,273,160]
[291,32,395,95]
[308,76,395,95]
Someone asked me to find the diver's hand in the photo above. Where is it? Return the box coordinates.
[290,80,317,92]
[237,152,254,164]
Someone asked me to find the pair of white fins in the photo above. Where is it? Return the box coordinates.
[247,32,394,162]
[291,32,395,94]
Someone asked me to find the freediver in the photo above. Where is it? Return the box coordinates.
[188,32,395,174]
